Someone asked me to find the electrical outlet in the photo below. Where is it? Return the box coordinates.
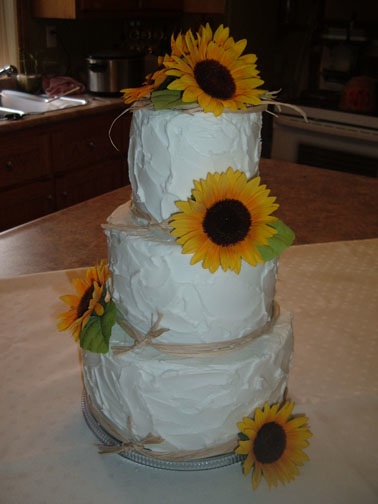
[46,26,57,48]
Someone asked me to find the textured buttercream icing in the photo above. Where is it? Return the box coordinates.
[105,202,277,345]
[83,311,293,453]
[128,107,264,222]
[82,103,294,457]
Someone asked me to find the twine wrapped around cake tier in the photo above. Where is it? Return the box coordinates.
[111,301,280,356]
[102,200,172,231]
[86,395,239,460]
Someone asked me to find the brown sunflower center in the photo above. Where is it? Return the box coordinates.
[203,198,251,246]
[253,421,287,464]
[77,286,94,318]
[194,59,236,100]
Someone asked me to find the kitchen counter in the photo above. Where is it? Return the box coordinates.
[0,158,377,277]
[0,93,125,133]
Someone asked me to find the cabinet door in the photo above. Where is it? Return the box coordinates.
[51,112,123,175]
[0,179,55,231]
[79,0,140,12]
[32,0,77,18]
[140,0,182,10]
[33,0,144,18]
[182,0,225,13]
[55,159,124,210]
[32,0,181,17]
[0,130,50,190]
[55,165,98,209]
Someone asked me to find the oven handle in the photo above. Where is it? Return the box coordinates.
[275,115,378,143]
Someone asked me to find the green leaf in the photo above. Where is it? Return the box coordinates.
[154,75,176,91]
[238,431,249,441]
[257,220,295,262]
[79,300,116,354]
[151,89,186,110]
[100,300,117,348]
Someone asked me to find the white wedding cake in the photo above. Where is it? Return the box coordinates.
[57,24,312,489]
[81,107,294,456]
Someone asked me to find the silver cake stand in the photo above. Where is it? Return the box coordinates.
[81,390,243,471]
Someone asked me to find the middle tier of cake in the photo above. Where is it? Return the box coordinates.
[104,202,278,346]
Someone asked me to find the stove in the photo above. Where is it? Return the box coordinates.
[271,104,378,177]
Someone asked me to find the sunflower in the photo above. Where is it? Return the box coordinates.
[121,31,188,105]
[170,167,279,274]
[57,259,110,341]
[121,82,156,105]
[236,402,312,490]
[164,24,265,116]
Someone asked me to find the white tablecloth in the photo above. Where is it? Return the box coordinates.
[1,239,378,504]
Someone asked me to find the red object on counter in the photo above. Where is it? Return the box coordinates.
[42,76,86,97]
[339,76,376,113]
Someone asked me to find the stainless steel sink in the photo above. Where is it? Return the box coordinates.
[0,89,88,115]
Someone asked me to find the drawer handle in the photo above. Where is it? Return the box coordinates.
[5,160,14,172]
[88,141,96,150]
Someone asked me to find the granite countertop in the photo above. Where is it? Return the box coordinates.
[0,93,125,133]
[0,159,377,277]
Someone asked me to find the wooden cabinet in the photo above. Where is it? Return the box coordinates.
[140,0,182,10]
[0,107,130,231]
[55,159,123,209]
[0,128,53,230]
[32,0,182,18]
[31,0,226,19]
[182,0,225,14]
[0,129,50,190]
[0,179,55,231]
[51,109,128,210]
[51,112,122,175]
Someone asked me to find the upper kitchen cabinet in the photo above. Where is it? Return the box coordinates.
[182,0,225,14]
[32,0,182,19]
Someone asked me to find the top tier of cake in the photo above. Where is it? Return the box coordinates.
[128,107,264,223]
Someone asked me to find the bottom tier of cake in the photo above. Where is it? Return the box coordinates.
[82,310,293,458]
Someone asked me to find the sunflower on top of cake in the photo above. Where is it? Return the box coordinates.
[58,23,311,492]
[122,23,275,115]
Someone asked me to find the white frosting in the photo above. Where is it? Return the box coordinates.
[83,106,294,456]
[128,108,263,222]
[82,311,293,453]
[105,202,277,345]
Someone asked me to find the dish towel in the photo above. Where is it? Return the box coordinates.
[43,76,86,97]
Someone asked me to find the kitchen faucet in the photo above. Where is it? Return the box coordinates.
[0,65,18,78]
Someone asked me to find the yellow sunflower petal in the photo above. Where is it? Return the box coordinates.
[252,465,263,490]
[72,277,88,296]
[59,294,80,307]
[213,24,230,46]
[242,453,254,476]
[235,439,253,456]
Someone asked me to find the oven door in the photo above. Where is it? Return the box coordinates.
[271,108,378,177]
